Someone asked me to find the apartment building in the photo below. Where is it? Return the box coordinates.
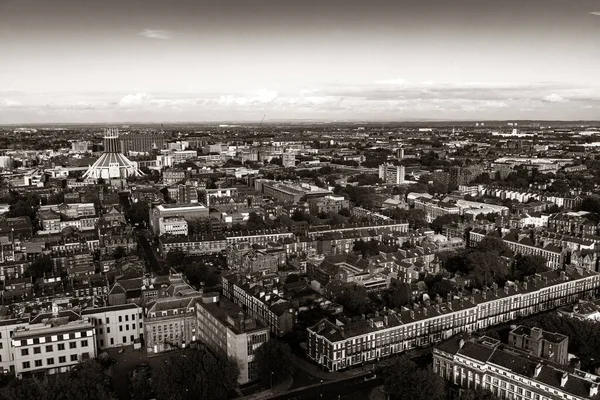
[158,216,189,236]
[306,221,409,239]
[196,293,270,385]
[413,197,461,223]
[82,304,143,350]
[0,316,30,373]
[508,325,568,366]
[144,295,202,355]
[159,234,228,256]
[149,203,209,235]
[307,268,600,372]
[308,195,349,215]
[379,163,405,185]
[433,335,599,400]
[222,273,296,336]
[226,242,286,274]
[11,310,96,379]
[469,230,564,270]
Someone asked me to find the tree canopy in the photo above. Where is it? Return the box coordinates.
[253,340,295,387]
[3,360,112,400]
[381,357,445,400]
[151,347,239,400]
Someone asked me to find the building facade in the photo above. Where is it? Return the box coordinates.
[307,268,600,372]
[196,293,270,385]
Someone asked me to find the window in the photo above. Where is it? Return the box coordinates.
[123,336,127,343]
[69,342,77,349]
[22,361,30,369]
[21,349,29,356]
[106,317,110,324]
[33,346,41,354]
[34,360,42,367]
[58,343,65,351]
[107,327,111,333]
[126,324,129,331]
[110,338,114,345]
[46,345,53,352]
[118,316,122,323]
[132,314,135,321]
[46,358,54,365]
[119,326,123,332]
[70,354,78,362]
[81,340,88,347]
[125,315,129,321]
[59,356,66,363]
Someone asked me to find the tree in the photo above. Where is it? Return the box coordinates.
[475,236,513,257]
[254,340,295,387]
[151,347,239,400]
[166,248,186,268]
[512,254,548,281]
[113,246,127,260]
[130,365,154,400]
[579,195,600,213]
[26,255,54,280]
[430,214,461,233]
[129,201,150,225]
[338,208,351,217]
[246,211,266,231]
[4,360,112,400]
[382,357,445,400]
[384,282,411,308]
[337,285,372,316]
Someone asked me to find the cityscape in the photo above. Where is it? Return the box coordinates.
[2,1,600,400]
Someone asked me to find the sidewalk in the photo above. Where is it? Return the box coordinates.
[290,352,376,381]
[234,375,294,400]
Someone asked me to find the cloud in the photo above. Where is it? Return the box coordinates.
[218,89,278,106]
[542,93,569,103]
[590,12,600,16]
[118,93,151,108]
[2,99,22,108]
[374,78,407,86]
[139,29,172,40]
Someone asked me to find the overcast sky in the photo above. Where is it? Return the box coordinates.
[1,0,599,123]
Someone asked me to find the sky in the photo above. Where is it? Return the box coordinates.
[1,0,600,123]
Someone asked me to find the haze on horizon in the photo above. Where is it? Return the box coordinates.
[1,0,599,124]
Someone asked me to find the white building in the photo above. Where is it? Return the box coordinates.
[379,163,405,184]
[158,216,189,236]
[82,304,143,350]
[11,310,96,378]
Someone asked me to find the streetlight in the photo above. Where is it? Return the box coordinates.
[320,379,324,398]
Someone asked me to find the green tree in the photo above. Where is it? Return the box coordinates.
[382,357,445,400]
[254,340,295,387]
[151,348,239,400]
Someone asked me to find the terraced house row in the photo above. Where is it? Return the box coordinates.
[307,268,600,372]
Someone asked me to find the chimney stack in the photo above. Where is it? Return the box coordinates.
[560,372,568,387]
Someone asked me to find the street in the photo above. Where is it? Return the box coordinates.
[274,375,383,400]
